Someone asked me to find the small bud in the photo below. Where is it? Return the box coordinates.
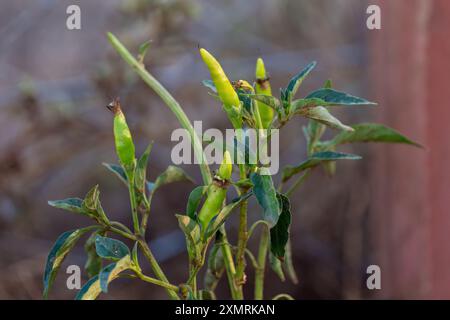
[218,150,232,180]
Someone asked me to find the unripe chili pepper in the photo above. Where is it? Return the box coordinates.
[107,98,136,173]
[255,57,274,128]
[198,151,232,232]
[199,48,242,128]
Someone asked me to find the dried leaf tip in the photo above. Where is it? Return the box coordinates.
[106,97,122,115]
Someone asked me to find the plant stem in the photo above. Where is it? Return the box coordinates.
[219,225,240,299]
[127,174,140,234]
[234,200,248,299]
[109,226,136,241]
[286,169,311,196]
[140,193,154,235]
[254,225,269,300]
[111,221,133,234]
[138,239,180,300]
[134,269,179,292]
[108,32,211,185]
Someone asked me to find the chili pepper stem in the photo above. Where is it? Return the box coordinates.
[126,172,140,235]
[234,199,248,298]
[219,225,240,299]
[133,268,179,292]
[138,238,180,300]
[254,225,269,300]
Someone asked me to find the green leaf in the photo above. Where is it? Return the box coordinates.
[204,234,225,291]
[298,106,354,132]
[152,165,194,192]
[186,186,208,220]
[48,198,86,215]
[291,98,331,111]
[205,192,253,239]
[305,88,376,106]
[324,79,333,89]
[43,227,96,298]
[285,61,317,100]
[282,151,362,182]
[135,143,153,199]
[76,255,132,300]
[131,242,140,269]
[84,231,104,278]
[202,79,217,93]
[284,239,298,284]
[81,185,108,224]
[176,214,202,261]
[250,172,280,228]
[269,251,285,281]
[82,185,100,213]
[245,94,281,111]
[306,120,326,154]
[233,178,253,189]
[329,123,422,147]
[138,40,151,63]
[270,194,291,259]
[95,235,130,261]
[102,163,128,185]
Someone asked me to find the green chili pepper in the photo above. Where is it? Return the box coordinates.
[199,48,242,128]
[255,57,274,128]
[107,98,136,173]
[198,151,232,231]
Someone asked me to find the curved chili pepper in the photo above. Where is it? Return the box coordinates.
[198,151,232,231]
[255,58,274,128]
[107,98,136,173]
[199,48,242,128]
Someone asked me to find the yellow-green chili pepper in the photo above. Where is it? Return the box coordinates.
[198,151,232,231]
[255,57,274,128]
[107,98,136,172]
[199,48,242,128]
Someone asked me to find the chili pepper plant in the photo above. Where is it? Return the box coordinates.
[43,33,421,300]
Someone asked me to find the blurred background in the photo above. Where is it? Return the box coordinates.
[0,0,447,299]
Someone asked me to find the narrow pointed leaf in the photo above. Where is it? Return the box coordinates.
[138,40,151,63]
[186,186,208,220]
[284,239,299,284]
[48,198,86,215]
[102,163,128,185]
[269,251,285,281]
[299,106,354,132]
[205,192,253,239]
[152,165,194,191]
[204,234,225,291]
[282,151,361,182]
[285,61,317,100]
[82,185,100,213]
[176,214,202,260]
[84,231,104,278]
[330,123,422,147]
[305,88,376,106]
[76,255,131,300]
[43,226,97,298]
[245,94,281,111]
[202,79,217,93]
[250,172,280,228]
[135,143,153,194]
[95,235,130,261]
